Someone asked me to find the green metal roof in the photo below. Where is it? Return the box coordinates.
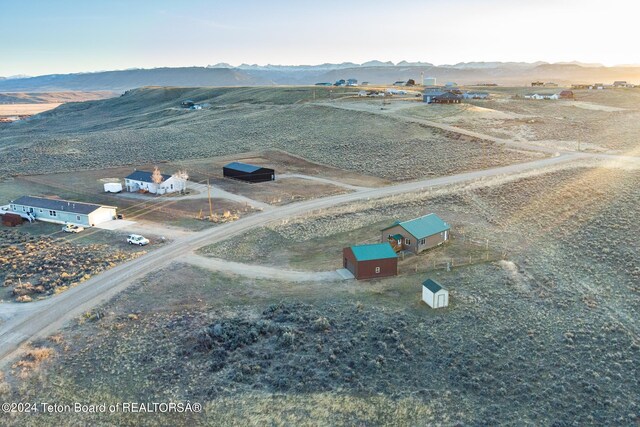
[383,213,449,239]
[350,243,398,262]
[422,279,444,293]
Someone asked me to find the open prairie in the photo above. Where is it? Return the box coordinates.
[0,86,638,426]
[1,162,638,426]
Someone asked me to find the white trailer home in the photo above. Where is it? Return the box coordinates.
[422,279,449,309]
[8,196,117,227]
[124,170,185,195]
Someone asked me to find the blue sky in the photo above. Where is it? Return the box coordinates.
[1,0,637,76]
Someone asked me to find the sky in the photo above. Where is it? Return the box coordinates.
[1,0,638,76]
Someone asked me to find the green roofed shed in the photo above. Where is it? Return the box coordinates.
[422,279,443,293]
[351,243,398,261]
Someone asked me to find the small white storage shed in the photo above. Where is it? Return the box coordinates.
[422,279,449,309]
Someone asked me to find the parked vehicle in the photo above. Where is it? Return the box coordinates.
[62,223,84,233]
[127,234,149,246]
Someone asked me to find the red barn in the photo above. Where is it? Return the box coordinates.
[343,243,398,280]
[560,90,574,99]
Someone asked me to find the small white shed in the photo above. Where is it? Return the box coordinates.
[422,279,449,309]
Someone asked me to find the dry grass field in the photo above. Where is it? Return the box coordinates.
[0,87,543,179]
[0,103,62,117]
[0,86,638,425]
[1,162,638,425]
[388,87,640,153]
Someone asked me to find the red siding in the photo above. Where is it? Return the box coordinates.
[343,247,397,280]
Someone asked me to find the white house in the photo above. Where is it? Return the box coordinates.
[524,93,559,100]
[124,170,186,195]
[422,279,449,309]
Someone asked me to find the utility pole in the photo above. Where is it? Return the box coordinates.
[207,178,213,220]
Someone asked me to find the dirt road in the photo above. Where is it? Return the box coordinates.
[0,152,610,366]
[318,101,640,160]
[182,254,344,282]
[278,173,369,191]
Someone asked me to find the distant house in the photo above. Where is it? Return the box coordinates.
[559,90,574,99]
[590,83,605,90]
[393,80,407,86]
[334,79,346,86]
[343,243,398,280]
[422,279,449,308]
[223,162,275,183]
[444,82,458,87]
[613,81,627,87]
[524,93,559,100]
[125,170,185,195]
[381,213,450,254]
[424,90,444,103]
[8,196,116,227]
[531,81,544,87]
[429,92,462,104]
[462,91,490,99]
[361,81,370,86]
[346,78,358,86]
[358,90,368,97]
[181,100,195,108]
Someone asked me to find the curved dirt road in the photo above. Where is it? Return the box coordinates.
[0,152,613,366]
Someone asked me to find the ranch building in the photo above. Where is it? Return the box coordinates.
[223,162,275,183]
[8,196,117,227]
[343,243,398,280]
[422,278,449,309]
[382,213,450,254]
[125,170,185,195]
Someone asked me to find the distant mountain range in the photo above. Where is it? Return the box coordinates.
[1,61,639,92]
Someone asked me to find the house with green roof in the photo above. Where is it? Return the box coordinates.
[342,243,398,280]
[381,213,450,254]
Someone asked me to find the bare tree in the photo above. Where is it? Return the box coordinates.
[151,166,164,185]
[172,170,189,193]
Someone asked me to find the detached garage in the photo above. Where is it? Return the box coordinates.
[343,243,398,280]
[422,279,449,309]
[223,162,275,183]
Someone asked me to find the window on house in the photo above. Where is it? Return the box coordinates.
[22,207,26,211]
[375,267,381,274]
[49,210,57,217]
[39,209,43,213]
[170,184,174,190]
[405,238,411,245]
[10,205,15,210]
[77,215,81,221]
[420,238,426,245]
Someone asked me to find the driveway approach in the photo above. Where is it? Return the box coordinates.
[0,152,626,366]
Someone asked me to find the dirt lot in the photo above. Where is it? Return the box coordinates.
[175,150,390,188]
[1,163,638,425]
